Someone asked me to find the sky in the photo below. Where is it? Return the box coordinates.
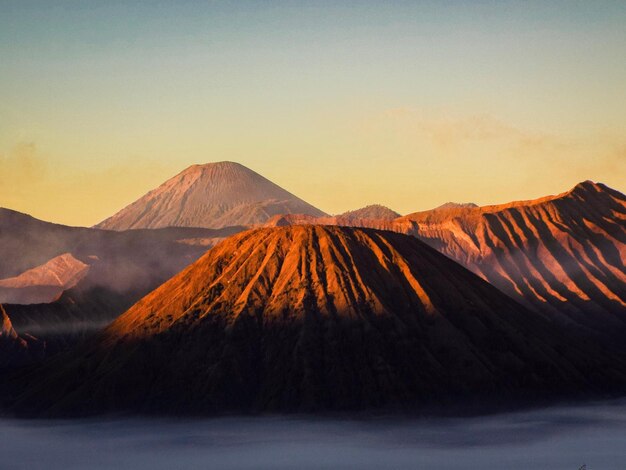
[1,0,625,226]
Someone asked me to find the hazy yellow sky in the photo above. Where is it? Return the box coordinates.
[1,1,625,226]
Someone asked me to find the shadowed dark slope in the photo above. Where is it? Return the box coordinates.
[15,226,626,416]
[0,305,44,369]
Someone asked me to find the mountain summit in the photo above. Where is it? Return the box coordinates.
[96,162,327,230]
[336,204,401,221]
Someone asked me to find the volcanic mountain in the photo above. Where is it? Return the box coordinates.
[400,181,626,335]
[95,162,327,230]
[18,226,625,415]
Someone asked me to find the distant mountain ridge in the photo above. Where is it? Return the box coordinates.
[434,202,478,210]
[336,204,400,221]
[264,204,402,228]
[96,162,327,230]
[0,253,89,304]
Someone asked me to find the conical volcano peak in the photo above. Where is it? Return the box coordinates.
[190,160,243,168]
[107,224,451,339]
[182,161,256,177]
[95,162,327,230]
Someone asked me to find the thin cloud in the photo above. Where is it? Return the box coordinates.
[0,142,47,199]
[373,108,626,178]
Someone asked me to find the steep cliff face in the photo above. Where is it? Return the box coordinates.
[96,162,326,230]
[401,181,626,331]
[18,226,624,416]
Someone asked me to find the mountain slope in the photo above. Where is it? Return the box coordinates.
[401,181,626,333]
[0,253,89,304]
[17,226,625,416]
[95,162,327,230]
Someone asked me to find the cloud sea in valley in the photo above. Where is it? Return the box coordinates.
[2,400,626,470]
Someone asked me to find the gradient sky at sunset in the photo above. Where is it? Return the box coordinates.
[1,1,625,226]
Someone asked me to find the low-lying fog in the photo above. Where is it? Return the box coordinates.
[2,400,625,469]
